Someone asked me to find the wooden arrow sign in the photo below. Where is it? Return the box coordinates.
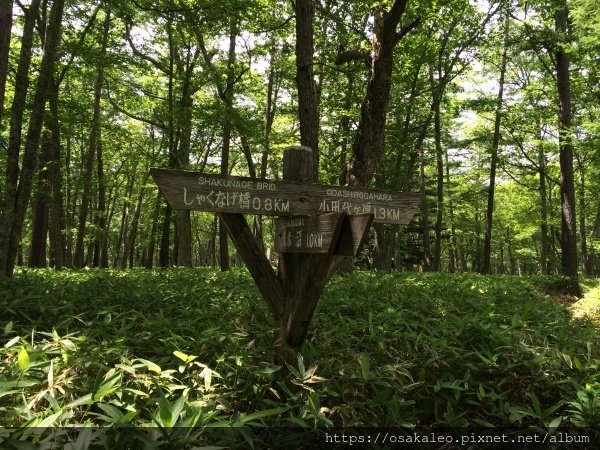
[275,213,373,256]
[275,213,344,254]
[151,168,422,225]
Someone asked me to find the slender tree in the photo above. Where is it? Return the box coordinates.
[74,6,111,268]
[345,0,420,187]
[0,0,12,122]
[1,0,64,276]
[295,0,319,178]
[481,4,510,274]
[554,5,581,295]
[0,0,40,275]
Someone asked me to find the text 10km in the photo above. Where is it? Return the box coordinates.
[285,230,325,249]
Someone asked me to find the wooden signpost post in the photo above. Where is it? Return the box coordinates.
[151,146,422,363]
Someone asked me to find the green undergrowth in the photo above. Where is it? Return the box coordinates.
[1,269,600,447]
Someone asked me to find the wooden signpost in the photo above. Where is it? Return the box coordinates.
[151,146,422,363]
[150,169,421,224]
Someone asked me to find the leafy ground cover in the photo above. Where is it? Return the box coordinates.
[1,269,600,447]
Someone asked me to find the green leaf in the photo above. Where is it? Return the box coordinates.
[18,347,30,371]
[65,394,93,409]
[96,403,125,423]
[4,321,13,335]
[561,353,573,369]
[548,416,563,429]
[92,370,121,401]
[297,354,305,378]
[48,359,54,387]
[134,358,162,374]
[60,339,76,351]
[308,392,321,415]
[70,428,93,450]
[359,352,371,381]
[530,392,541,417]
[158,396,173,428]
[173,350,197,363]
[36,411,63,428]
[478,384,485,398]
[0,379,39,389]
[285,416,309,427]
[239,407,290,425]
[472,418,496,427]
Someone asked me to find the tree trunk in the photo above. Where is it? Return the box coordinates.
[96,139,108,268]
[255,57,280,245]
[28,130,52,268]
[46,77,65,269]
[159,206,172,268]
[117,173,136,268]
[0,0,12,122]
[473,201,482,272]
[481,6,509,274]
[576,154,591,276]
[198,18,257,269]
[1,0,63,276]
[295,0,319,179]
[74,7,110,268]
[538,143,550,274]
[144,192,162,269]
[555,7,580,296]
[592,202,600,239]
[0,0,39,275]
[63,135,73,266]
[394,60,422,189]
[418,146,431,271]
[336,71,355,185]
[218,19,239,272]
[373,224,393,271]
[506,227,515,275]
[347,2,418,186]
[445,147,458,273]
[432,80,444,272]
[126,183,146,269]
[174,45,196,267]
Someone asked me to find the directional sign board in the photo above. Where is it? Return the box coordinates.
[275,213,373,256]
[151,168,422,225]
[275,213,343,254]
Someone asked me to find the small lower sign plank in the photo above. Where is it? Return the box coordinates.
[275,213,344,254]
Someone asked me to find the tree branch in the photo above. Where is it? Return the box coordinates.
[335,49,371,68]
[125,21,168,74]
[387,0,410,28]
[104,80,165,129]
[394,17,421,45]
[57,5,100,86]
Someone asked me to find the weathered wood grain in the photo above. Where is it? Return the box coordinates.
[150,168,422,224]
[334,214,373,257]
[274,213,344,254]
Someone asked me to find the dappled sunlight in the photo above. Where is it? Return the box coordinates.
[569,282,600,323]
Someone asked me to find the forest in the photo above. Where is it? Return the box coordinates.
[1,0,600,445]
[0,0,598,282]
